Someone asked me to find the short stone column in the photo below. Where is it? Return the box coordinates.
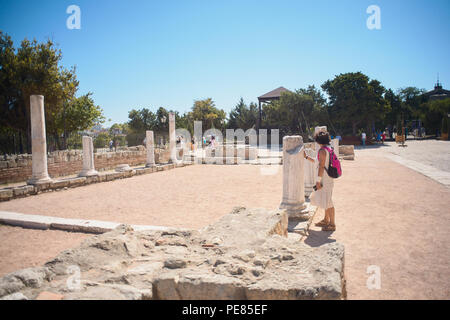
[145,130,156,167]
[279,136,306,216]
[304,147,316,197]
[27,95,52,185]
[79,136,98,177]
[168,112,176,163]
[332,138,339,158]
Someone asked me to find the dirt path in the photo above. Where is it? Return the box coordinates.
[304,151,450,299]
[0,165,283,229]
[0,225,88,277]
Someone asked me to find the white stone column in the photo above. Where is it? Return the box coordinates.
[145,130,156,167]
[279,136,306,215]
[332,138,339,158]
[27,95,52,185]
[304,147,316,198]
[169,112,176,163]
[79,136,98,177]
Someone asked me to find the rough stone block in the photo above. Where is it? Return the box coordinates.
[68,177,86,187]
[85,175,100,184]
[0,208,345,300]
[12,186,34,197]
[50,180,70,189]
[0,189,14,201]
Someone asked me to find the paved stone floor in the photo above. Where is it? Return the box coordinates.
[358,140,450,171]
[355,140,450,187]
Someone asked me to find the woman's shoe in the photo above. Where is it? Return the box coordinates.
[315,220,329,227]
[322,224,336,231]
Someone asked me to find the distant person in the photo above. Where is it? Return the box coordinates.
[376,131,381,144]
[361,132,366,147]
[305,131,337,231]
[382,131,386,144]
[109,140,113,151]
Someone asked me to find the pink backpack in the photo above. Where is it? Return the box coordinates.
[318,146,342,178]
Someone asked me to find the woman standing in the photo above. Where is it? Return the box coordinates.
[304,131,336,231]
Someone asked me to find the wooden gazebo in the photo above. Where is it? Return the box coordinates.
[257,86,291,131]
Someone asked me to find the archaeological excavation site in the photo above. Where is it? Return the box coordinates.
[0,96,353,300]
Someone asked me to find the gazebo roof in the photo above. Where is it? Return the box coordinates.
[258,86,291,101]
[423,77,450,101]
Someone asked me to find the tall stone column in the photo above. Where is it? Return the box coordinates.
[279,136,306,215]
[79,136,98,177]
[27,95,52,185]
[169,112,176,163]
[146,130,156,167]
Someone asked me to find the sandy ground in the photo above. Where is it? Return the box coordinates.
[305,150,450,299]
[0,165,283,229]
[0,225,88,277]
[0,150,449,299]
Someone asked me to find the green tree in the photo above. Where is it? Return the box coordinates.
[321,72,388,135]
[0,31,104,153]
[93,132,110,149]
[422,98,450,134]
[228,98,258,130]
[263,91,315,139]
[188,98,226,131]
[384,89,402,127]
[442,116,448,135]
[56,93,104,136]
[127,108,158,132]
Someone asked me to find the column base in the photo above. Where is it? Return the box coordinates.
[279,200,306,216]
[27,176,53,185]
[305,186,314,198]
[79,169,99,177]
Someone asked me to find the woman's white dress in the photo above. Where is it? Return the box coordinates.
[310,147,334,209]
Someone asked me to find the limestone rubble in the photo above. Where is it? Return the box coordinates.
[0,207,345,300]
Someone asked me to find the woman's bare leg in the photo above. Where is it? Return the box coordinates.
[328,207,335,226]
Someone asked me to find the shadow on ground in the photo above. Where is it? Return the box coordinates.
[303,229,336,247]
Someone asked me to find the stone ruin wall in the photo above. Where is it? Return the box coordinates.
[0,146,171,185]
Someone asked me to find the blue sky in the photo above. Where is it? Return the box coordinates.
[1,0,449,125]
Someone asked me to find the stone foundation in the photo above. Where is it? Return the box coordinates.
[0,146,171,185]
[0,162,186,202]
[0,207,345,300]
